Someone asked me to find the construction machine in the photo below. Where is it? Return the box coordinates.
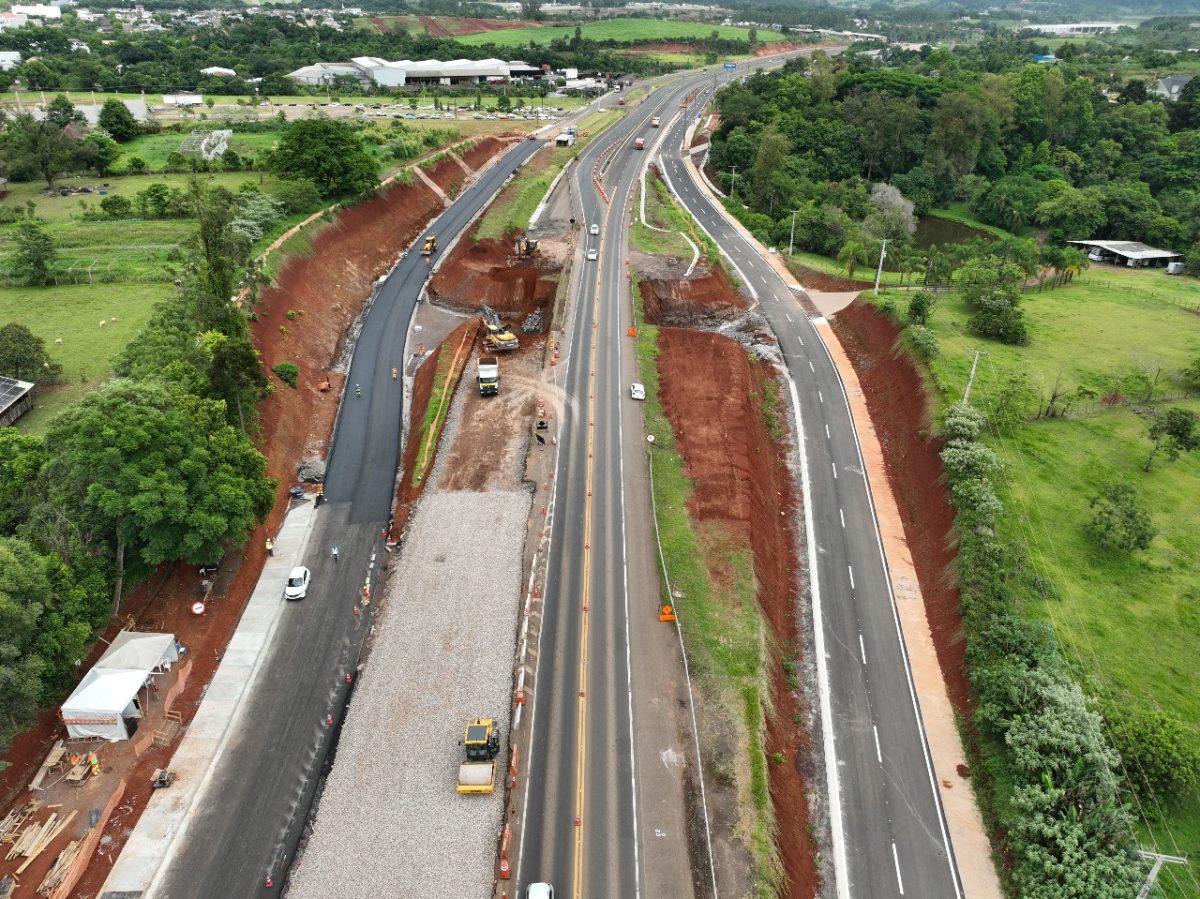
[456,718,500,794]
[421,235,437,256]
[481,305,519,352]
[477,356,499,396]
[514,237,539,258]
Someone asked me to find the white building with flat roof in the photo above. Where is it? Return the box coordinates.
[1028,22,1120,36]
[12,3,62,17]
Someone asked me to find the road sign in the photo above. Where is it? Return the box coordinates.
[723,62,737,71]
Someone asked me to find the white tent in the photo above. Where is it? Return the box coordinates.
[96,631,179,673]
[60,631,179,741]
[60,668,149,742]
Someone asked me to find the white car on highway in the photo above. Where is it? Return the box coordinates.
[284,566,311,600]
[589,223,600,235]
[586,248,598,261]
[630,382,646,400]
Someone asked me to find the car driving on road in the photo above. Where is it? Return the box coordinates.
[589,223,600,235]
[586,248,598,261]
[284,566,311,600]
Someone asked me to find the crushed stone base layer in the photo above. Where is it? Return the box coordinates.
[288,490,529,899]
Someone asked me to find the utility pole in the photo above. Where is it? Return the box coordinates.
[873,238,888,296]
[788,209,798,256]
[963,350,988,404]
[728,164,738,198]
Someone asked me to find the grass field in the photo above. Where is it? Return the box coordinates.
[110,131,280,173]
[890,266,1200,897]
[0,282,172,432]
[922,269,1200,409]
[452,17,784,47]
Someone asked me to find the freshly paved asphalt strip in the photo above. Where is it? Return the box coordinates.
[658,91,964,898]
[99,137,542,899]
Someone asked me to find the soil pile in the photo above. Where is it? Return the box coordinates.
[657,327,819,899]
[639,266,747,327]
[789,263,872,292]
[428,236,558,318]
[829,300,970,714]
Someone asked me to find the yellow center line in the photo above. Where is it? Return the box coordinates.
[572,226,606,899]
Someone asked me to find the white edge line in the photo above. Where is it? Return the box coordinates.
[893,841,905,895]
[785,369,851,899]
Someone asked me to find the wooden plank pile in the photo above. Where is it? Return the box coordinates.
[5,810,76,876]
[0,803,39,844]
[36,839,81,896]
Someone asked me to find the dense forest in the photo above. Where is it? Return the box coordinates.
[710,37,1200,274]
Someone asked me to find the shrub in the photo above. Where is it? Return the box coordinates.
[1105,706,1200,801]
[906,324,939,362]
[271,179,321,214]
[1085,483,1156,551]
[126,156,147,174]
[941,402,987,443]
[272,362,299,387]
[99,195,134,218]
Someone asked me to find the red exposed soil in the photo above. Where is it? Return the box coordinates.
[0,143,512,898]
[753,40,802,57]
[460,136,506,171]
[427,235,558,318]
[425,155,468,198]
[658,328,819,899]
[789,263,872,292]
[418,14,451,35]
[416,15,527,36]
[829,301,971,716]
[639,266,747,326]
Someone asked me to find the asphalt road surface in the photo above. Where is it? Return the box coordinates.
[155,136,542,899]
[656,87,964,898]
[518,59,803,899]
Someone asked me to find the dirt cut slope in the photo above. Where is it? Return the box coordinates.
[427,236,559,319]
[639,265,748,327]
[830,300,970,715]
[658,327,819,899]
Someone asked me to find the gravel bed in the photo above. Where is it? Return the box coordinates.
[288,490,529,899]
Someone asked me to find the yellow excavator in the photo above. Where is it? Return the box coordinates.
[481,305,519,352]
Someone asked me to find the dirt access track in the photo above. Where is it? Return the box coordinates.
[0,138,513,899]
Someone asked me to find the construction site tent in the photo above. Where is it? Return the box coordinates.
[95,630,179,672]
[60,668,148,741]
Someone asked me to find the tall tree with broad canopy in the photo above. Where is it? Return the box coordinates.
[44,381,276,614]
[268,118,377,197]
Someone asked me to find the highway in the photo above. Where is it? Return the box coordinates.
[154,136,542,898]
[518,61,795,899]
[655,82,964,898]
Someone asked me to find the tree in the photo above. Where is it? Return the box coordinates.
[99,194,133,218]
[925,91,992,189]
[1086,483,1156,551]
[1117,79,1148,104]
[749,127,790,213]
[272,179,321,214]
[0,537,52,748]
[1183,355,1200,393]
[44,380,276,614]
[864,182,916,243]
[0,322,62,383]
[126,156,147,174]
[77,131,121,176]
[841,90,924,180]
[270,118,376,197]
[907,291,936,326]
[1144,407,1200,471]
[1,112,78,188]
[0,429,47,534]
[837,239,871,278]
[205,331,268,430]
[98,98,139,142]
[45,94,84,129]
[9,221,57,287]
[1035,187,1106,243]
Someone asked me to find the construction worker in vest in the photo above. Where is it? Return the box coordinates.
[266,537,274,557]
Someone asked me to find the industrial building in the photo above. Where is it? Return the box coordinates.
[287,57,542,88]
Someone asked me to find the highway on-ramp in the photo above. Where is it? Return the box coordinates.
[152,137,542,899]
[656,85,964,898]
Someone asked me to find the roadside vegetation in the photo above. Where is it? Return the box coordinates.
[453,18,785,48]
[632,281,779,894]
[866,262,1200,898]
[631,169,694,261]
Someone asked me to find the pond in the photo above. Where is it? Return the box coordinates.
[913,215,996,250]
